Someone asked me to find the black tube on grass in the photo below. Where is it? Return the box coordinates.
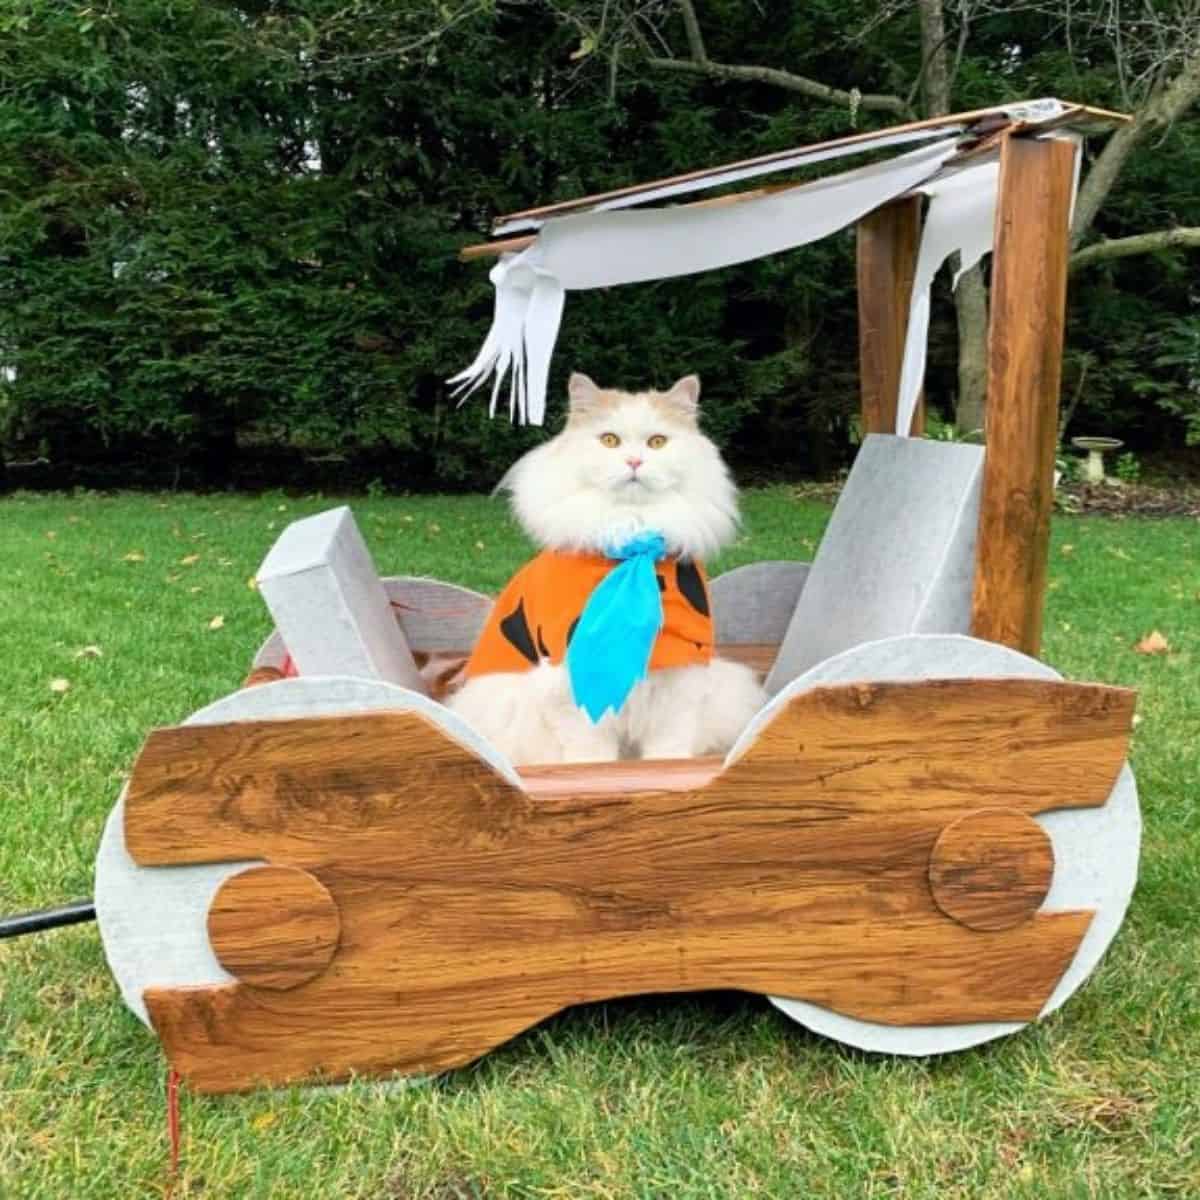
[0,900,96,940]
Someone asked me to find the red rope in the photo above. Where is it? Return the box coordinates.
[167,1067,182,1181]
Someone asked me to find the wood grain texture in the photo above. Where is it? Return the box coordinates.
[971,135,1077,653]
[243,666,286,688]
[929,809,1055,931]
[126,677,1132,1092]
[207,866,341,990]
[519,756,724,797]
[857,196,924,436]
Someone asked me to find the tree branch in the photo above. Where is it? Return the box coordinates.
[1072,45,1200,244]
[917,0,951,115]
[646,55,914,116]
[676,0,707,63]
[1069,225,1200,271]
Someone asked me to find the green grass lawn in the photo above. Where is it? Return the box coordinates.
[1,487,1197,1199]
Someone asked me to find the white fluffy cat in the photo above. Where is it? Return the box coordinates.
[447,372,766,765]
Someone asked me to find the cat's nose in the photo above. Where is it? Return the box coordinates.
[625,457,643,471]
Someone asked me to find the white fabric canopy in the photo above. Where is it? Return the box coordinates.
[895,159,1000,438]
[452,121,1078,432]
[492,124,966,235]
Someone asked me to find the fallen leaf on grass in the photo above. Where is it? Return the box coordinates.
[252,1111,278,1132]
[122,550,146,563]
[73,645,103,659]
[1060,543,1074,555]
[208,615,225,630]
[179,553,201,566]
[45,530,57,540]
[49,678,71,694]
[1134,630,1170,655]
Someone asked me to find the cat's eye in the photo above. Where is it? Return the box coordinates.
[599,432,621,448]
[647,434,668,450]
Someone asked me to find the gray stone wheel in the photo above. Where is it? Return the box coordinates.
[94,676,518,1025]
[726,633,1141,1056]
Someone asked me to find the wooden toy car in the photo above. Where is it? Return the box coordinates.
[94,101,1140,1093]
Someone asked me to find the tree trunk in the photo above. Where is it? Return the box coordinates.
[917,0,988,434]
[1071,50,1200,247]
[954,262,989,435]
[193,406,240,489]
[917,0,949,117]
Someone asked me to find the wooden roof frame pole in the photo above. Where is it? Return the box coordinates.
[856,196,925,436]
[970,133,1077,655]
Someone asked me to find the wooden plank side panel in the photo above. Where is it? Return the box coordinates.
[971,135,1078,653]
[724,678,1133,819]
[124,678,1132,1092]
[146,909,1092,1093]
[857,196,924,436]
[124,681,1132,873]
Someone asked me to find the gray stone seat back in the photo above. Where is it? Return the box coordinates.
[710,561,812,647]
[765,433,985,695]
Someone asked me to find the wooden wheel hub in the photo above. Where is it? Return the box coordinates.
[207,865,340,990]
[928,809,1055,932]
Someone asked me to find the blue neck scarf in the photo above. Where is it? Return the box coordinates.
[566,531,667,723]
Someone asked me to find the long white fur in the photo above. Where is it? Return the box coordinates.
[448,373,767,765]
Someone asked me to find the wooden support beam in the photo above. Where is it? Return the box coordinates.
[856,196,924,436]
[971,135,1077,654]
[459,234,535,263]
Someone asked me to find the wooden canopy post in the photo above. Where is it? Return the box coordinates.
[856,196,924,436]
[970,134,1077,655]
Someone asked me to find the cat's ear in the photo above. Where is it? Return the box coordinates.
[663,374,701,420]
[567,372,601,418]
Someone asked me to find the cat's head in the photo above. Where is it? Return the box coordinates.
[501,373,739,561]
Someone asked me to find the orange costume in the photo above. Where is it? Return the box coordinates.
[464,549,714,678]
